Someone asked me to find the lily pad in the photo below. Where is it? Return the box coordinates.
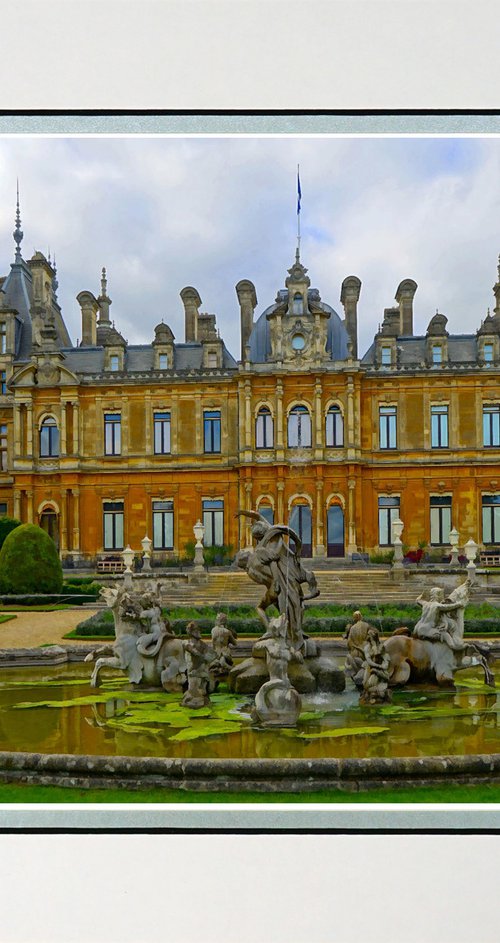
[170,720,242,741]
[290,726,390,740]
[298,710,326,722]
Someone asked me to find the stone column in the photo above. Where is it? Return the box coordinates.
[195,395,202,454]
[244,481,253,546]
[347,478,357,557]
[314,478,325,557]
[13,489,21,520]
[170,393,178,455]
[72,488,80,555]
[275,379,284,459]
[244,380,252,454]
[277,480,285,523]
[26,490,33,524]
[347,377,355,459]
[60,489,68,552]
[13,404,22,458]
[25,402,33,458]
[60,402,67,456]
[72,402,80,455]
[314,378,323,458]
[121,398,129,456]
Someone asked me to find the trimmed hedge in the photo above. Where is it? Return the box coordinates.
[0,517,21,550]
[0,524,63,595]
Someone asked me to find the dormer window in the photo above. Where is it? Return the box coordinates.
[40,417,59,458]
[0,323,6,354]
[292,292,303,315]
[207,352,217,368]
[159,353,168,369]
[109,355,119,372]
[432,344,442,364]
[484,343,494,363]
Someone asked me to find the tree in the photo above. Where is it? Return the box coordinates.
[0,523,63,595]
[0,517,21,550]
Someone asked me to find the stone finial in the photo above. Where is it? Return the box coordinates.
[13,180,23,262]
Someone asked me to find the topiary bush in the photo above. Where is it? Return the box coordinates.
[0,523,63,595]
[0,517,21,550]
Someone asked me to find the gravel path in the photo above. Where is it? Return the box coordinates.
[0,609,99,648]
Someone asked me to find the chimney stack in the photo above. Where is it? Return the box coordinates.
[77,290,99,346]
[340,276,361,358]
[180,287,202,342]
[395,279,418,336]
[235,279,257,361]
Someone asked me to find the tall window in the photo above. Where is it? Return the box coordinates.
[378,496,400,546]
[288,405,311,448]
[109,355,119,372]
[104,413,121,455]
[432,344,442,364]
[256,407,273,449]
[153,500,174,550]
[483,405,500,447]
[430,495,452,545]
[431,404,449,448]
[154,411,171,454]
[381,346,391,365]
[103,501,124,550]
[39,417,59,457]
[325,405,344,447]
[203,499,224,546]
[484,343,494,363]
[379,406,397,449]
[292,292,303,315]
[0,503,7,516]
[159,353,168,370]
[257,503,274,525]
[0,323,6,354]
[482,494,500,545]
[204,410,221,453]
[0,424,7,471]
[0,371,6,395]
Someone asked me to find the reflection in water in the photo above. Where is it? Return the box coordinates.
[0,662,499,760]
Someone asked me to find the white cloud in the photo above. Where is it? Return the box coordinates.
[0,135,499,357]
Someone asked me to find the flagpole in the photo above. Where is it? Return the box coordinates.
[297,163,301,260]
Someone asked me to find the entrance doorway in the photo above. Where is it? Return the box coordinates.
[327,504,345,557]
[40,508,60,550]
[289,502,312,557]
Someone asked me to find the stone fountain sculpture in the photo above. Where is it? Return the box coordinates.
[210,613,238,678]
[228,510,345,695]
[251,613,302,726]
[182,621,216,708]
[348,578,495,693]
[87,584,187,690]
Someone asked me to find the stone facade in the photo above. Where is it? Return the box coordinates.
[0,201,499,563]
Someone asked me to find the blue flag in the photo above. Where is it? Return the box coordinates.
[297,168,301,215]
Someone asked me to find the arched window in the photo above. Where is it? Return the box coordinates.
[39,417,59,457]
[257,501,274,525]
[288,405,311,448]
[325,405,344,447]
[255,407,274,449]
[292,292,303,315]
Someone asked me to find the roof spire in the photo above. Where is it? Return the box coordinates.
[101,266,107,296]
[13,180,23,262]
[52,253,59,299]
[296,164,301,262]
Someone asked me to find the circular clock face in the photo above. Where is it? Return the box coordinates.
[291,333,306,351]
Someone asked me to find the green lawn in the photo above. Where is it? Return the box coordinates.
[1,781,500,803]
[0,614,16,624]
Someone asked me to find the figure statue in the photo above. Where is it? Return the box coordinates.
[413,582,469,651]
[87,584,187,691]
[210,612,238,677]
[359,629,392,705]
[251,613,302,726]
[343,610,378,685]
[235,509,319,653]
[182,621,216,708]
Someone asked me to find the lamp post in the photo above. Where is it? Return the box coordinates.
[464,538,478,583]
[121,544,135,588]
[449,527,460,566]
[193,519,205,572]
[141,534,152,572]
[391,516,404,571]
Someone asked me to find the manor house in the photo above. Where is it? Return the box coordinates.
[0,202,499,563]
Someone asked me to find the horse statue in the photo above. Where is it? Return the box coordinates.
[86,584,186,690]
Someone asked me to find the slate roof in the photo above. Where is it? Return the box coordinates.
[361,334,479,367]
[0,258,72,360]
[61,341,238,376]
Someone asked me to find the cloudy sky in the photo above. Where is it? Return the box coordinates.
[0,135,499,358]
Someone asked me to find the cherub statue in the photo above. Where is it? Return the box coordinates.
[359,630,392,705]
[251,613,303,726]
[210,612,238,675]
[182,622,216,708]
[413,580,470,652]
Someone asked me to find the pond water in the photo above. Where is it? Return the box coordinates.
[0,661,499,761]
